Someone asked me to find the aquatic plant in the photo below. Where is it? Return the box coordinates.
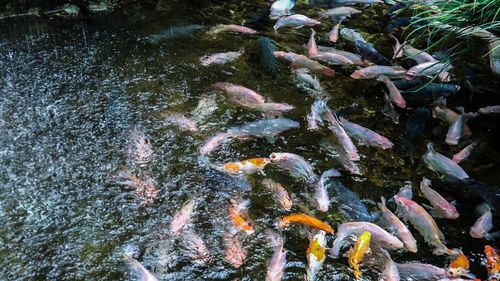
[404,0,500,76]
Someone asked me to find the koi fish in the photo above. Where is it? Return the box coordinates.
[318,7,361,19]
[207,24,257,36]
[452,140,479,164]
[420,177,459,219]
[306,231,327,281]
[388,34,403,59]
[406,61,452,78]
[485,245,500,280]
[317,46,366,66]
[270,0,295,19]
[200,50,244,66]
[265,238,287,281]
[340,28,366,42]
[307,29,318,58]
[113,171,158,203]
[328,21,341,43]
[224,233,247,268]
[324,111,360,161]
[348,231,371,279]
[124,255,158,281]
[397,182,413,199]
[380,248,400,281]
[229,199,254,234]
[170,199,197,235]
[338,116,394,149]
[180,230,212,265]
[448,251,473,279]
[470,204,496,239]
[350,65,407,79]
[393,195,453,256]
[262,179,293,211]
[376,75,406,108]
[445,107,466,145]
[161,112,199,132]
[212,82,266,105]
[128,126,154,167]
[315,169,340,212]
[397,262,448,280]
[330,222,403,258]
[423,143,469,179]
[269,152,318,183]
[274,51,336,77]
[432,106,472,136]
[279,213,334,234]
[378,197,417,253]
[222,158,270,175]
[274,14,321,32]
[477,105,500,115]
[314,52,354,66]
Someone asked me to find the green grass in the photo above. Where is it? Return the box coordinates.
[404,0,500,60]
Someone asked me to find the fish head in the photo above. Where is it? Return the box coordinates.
[322,67,336,77]
[269,152,286,163]
[350,70,365,79]
[393,195,412,212]
[448,252,470,277]
[273,51,286,58]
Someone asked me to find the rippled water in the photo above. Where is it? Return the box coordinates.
[1,1,499,280]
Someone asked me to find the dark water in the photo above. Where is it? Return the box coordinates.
[0,1,499,280]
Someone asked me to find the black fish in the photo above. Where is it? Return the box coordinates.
[327,178,375,222]
[259,37,278,76]
[444,175,500,216]
[355,40,391,66]
[385,17,411,32]
[141,24,203,44]
[247,9,271,25]
[406,108,431,139]
[402,83,461,105]
[393,77,430,90]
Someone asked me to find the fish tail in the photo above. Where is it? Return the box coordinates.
[433,243,452,256]
[485,231,500,241]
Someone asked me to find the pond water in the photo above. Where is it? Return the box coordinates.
[0,1,499,280]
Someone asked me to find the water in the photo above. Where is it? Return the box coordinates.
[1,1,499,280]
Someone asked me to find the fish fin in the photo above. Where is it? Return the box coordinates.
[432,243,450,256]
[485,231,500,241]
[475,202,490,215]
[422,203,433,210]
[293,25,304,30]
[450,200,457,206]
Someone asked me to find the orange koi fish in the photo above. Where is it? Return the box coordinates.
[348,231,371,279]
[229,199,254,234]
[449,251,472,278]
[279,213,334,234]
[485,245,500,281]
[223,158,270,175]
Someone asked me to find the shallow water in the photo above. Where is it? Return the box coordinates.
[1,1,499,280]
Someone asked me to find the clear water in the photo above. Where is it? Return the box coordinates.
[1,1,499,280]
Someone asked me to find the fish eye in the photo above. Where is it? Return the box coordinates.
[270,153,276,159]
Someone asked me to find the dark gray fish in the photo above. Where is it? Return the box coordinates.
[402,83,460,106]
[141,24,203,44]
[393,77,430,90]
[259,37,278,76]
[385,17,412,33]
[355,40,391,66]
[406,108,431,139]
[444,175,500,216]
[325,177,375,221]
